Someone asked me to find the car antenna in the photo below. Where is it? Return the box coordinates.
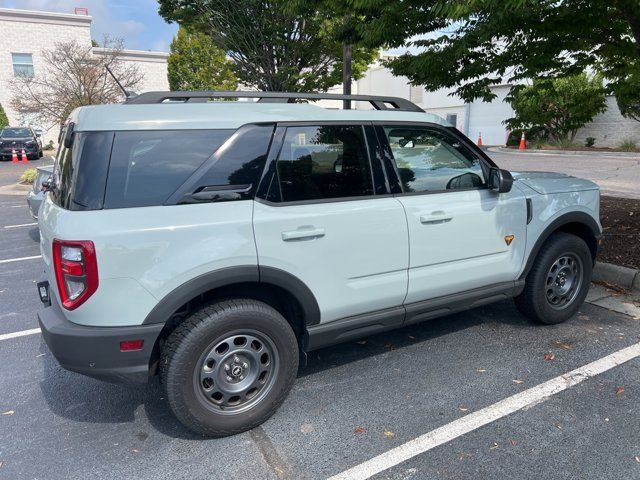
[105,65,137,100]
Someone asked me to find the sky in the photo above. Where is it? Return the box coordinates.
[1,0,178,52]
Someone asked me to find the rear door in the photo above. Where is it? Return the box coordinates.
[376,124,527,304]
[253,124,409,324]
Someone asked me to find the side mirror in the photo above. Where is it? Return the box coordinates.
[488,167,513,193]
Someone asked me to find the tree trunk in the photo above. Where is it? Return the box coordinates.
[342,43,352,109]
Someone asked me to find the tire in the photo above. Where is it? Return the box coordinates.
[515,232,592,324]
[160,299,299,437]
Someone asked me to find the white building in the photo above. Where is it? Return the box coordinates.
[354,58,640,147]
[0,7,169,146]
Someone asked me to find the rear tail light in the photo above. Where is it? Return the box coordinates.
[52,239,99,310]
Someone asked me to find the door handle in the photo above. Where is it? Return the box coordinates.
[420,212,453,225]
[281,227,326,241]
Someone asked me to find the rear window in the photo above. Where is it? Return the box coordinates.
[104,130,233,208]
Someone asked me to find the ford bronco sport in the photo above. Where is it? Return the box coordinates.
[37,91,602,437]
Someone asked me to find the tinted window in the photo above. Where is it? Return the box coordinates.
[382,126,485,193]
[1,127,32,138]
[104,130,233,208]
[274,125,373,202]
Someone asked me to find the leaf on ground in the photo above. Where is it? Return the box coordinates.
[476,368,487,373]
[490,442,499,450]
[544,353,555,361]
[510,439,517,446]
[354,426,365,435]
[512,379,524,384]
[131,449,140,453]
[556,424,563,430]
[383,429,395,438]
[385,344,396,351]
[408,335,416,340]
[300,423,314,434]
[459,407,469,412]
[554,341,572,350]
[635,456,640,463]
[356,340,367,345]
[1,411,14,416]
[616,387,625,395]
[0,461,3,469]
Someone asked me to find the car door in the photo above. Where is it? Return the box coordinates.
[253,124,409,324]
[376,124,527,305]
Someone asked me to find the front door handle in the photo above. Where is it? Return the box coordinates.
[420,212,453,225]
[281,227,326,241]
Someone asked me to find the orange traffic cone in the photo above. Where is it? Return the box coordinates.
[477,132,483,147]
[11,149,18,163]
[21,148,28,163]
[519,131,526,150]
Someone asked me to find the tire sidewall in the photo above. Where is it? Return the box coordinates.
[163,301,298,436]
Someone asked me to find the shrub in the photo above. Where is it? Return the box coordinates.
[20,168,37,185]
[619,139,638,151]
[506,126,547,146]
[585,137,596,147]
[43,141,55,151]
[0,103,7,129]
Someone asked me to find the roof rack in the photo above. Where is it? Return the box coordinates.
[124,91,424,113]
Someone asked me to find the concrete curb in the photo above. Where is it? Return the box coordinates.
[0,183,31,196]
[593,262,640,291]
[489,147,640,158]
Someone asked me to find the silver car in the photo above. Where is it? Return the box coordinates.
[27,165,53,219]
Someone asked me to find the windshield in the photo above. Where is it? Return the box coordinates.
[1,128,32,138]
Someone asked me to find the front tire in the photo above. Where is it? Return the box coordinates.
[160,299,299,437]
[515,232,592,324]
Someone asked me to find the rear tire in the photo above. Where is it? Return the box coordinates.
[515,232,592,324]
[160,299,299,437]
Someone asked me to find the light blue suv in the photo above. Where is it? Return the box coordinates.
[36,91,602,436]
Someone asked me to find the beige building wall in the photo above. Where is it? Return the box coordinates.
[0,8,169,147]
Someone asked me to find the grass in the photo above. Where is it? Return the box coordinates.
[19,168,37,185]
[619,139,638,152]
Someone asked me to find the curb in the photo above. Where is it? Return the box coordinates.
[489,147,640,158]
[593,262,640,291]
[0,183,31,196]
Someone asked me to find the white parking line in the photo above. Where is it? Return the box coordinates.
[0,255,42,264]
[4,222,37,229]
[328,342,640,480]
[10,205,24,208]
[0,328,41,341]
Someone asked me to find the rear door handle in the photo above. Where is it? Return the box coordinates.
[281,227,326,241]
[420,212,453,225]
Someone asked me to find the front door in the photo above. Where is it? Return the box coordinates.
[377,124,527,304]
[253,124,409,324]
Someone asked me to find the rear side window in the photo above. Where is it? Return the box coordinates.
[104,130,233,208]
[273,125,374,202]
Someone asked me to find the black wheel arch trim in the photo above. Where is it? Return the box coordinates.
[519,211,602,280]
[142,265,321,327]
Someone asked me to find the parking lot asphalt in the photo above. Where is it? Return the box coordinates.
[1,159,639,480]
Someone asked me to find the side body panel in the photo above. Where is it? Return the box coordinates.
[38,196,256,327]
[253,198,409,324]
[398,187,528,303]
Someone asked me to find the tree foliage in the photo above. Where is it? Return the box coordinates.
[168,27,237,91]
[351,0,640,119]
[158,0,377,92]
[0,103,8,129]
[10,38,143,126]
[505,74,607,142]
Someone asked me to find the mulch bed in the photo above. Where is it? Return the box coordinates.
[599,196,640,270]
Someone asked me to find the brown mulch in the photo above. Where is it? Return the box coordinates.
[599,196,640,270]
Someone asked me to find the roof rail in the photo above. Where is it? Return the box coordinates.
[124,91,425,113]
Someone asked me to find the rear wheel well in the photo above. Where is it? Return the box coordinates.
[149,282,306,377]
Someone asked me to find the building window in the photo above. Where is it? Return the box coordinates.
[12,53,34,78]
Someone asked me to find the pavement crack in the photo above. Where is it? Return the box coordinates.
[250,426,296,479]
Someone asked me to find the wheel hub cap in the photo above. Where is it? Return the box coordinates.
[545,253,583,310]
[195,331,278,414]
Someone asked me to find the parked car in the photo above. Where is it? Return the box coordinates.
[27,165,54,219]
[36,91,602,437]
[0,126,43,160]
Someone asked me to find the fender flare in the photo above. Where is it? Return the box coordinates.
[519,211,602,280]
[142,265,321,326]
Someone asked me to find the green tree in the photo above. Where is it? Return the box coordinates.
[352,0,640,118]
[158,0,377,92]
[505,74,607,143]
[168,27,237,91]
[0,103,8,129]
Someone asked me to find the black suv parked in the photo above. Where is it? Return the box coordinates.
[0,126,43,160]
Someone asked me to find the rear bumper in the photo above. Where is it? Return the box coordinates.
[38,300,164,384]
